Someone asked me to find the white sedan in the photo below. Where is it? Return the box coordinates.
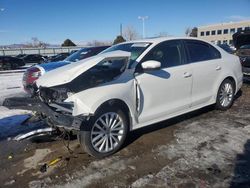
[36,37,243,158]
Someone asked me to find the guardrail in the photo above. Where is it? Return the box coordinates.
[0,46,88,56]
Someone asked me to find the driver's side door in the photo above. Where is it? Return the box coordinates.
[135,40,193,125]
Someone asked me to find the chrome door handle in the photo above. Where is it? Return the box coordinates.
[183,72,192,78]
[216,66,221,71]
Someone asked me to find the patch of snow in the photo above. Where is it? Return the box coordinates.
[18,148,52,175]
[0,72,28,105]
[135,117,250,187]
[53,157,134,188]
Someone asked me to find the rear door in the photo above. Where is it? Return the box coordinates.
[184,40,222,107]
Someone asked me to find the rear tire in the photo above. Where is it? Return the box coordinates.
[79,105,129,158]
[215,79,235,110]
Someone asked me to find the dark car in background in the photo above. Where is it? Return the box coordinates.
[238,44,250,76]
[0,56,25,70]
[233,29,250,77]
[23,46,110,94]
[46,52,70,62]
[16,54,27,58]
[20,54,46,64]
[218,44,235,54]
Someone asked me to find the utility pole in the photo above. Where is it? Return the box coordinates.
[138,16,149,38]
[120,23,123,36]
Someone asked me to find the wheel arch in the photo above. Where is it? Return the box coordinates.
[225,76,236,93]
[215,74,237,98]
[94,98,133,131]
[217,76,236,94]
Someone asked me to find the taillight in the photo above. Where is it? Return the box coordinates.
[23,67,41,85]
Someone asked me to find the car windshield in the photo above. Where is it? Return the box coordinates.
[64,48,91,62]
[240,44,250,49]
[100,42,151,66]
[218,44,234,53]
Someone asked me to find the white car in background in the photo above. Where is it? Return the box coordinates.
[36,37,243,158]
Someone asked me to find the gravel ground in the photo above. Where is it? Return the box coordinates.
[0,82,250,188]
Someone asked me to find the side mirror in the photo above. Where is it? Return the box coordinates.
[141,60,161,70]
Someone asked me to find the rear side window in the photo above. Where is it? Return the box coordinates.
[185,40,221,63]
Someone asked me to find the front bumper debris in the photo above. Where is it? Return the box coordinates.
[3,97,82,131]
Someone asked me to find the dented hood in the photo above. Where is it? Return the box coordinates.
[36,50,131,88]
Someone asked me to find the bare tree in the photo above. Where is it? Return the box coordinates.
[123,25,139,41]
[185,27,192,36]
[24,37,49,48]
[190,27,198,37]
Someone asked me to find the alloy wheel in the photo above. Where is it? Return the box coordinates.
[91,112,125,153]
[219,82,233,107]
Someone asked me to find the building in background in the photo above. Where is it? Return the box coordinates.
[197,20,250,46]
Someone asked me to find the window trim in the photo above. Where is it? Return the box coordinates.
[183,39,222,63]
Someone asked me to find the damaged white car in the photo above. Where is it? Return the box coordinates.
[35,37,243,158]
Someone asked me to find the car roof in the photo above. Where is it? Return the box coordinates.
[82,46,110,50]
[121,37,211,45]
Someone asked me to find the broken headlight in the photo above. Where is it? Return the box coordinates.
[39,87,73,103]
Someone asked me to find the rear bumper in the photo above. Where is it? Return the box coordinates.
[3,97,82,131]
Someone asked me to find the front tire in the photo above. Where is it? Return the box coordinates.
[79,106,129,158]
[215,79,235,110]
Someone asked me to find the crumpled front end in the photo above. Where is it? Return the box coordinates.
[35,50,132,130]
[37,86,88,131]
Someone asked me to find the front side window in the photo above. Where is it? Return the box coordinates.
[201,32,204,36]
[211,30,216,35]
[185,40,221,63]
[224,29,228,34]
[141,40,184,68]
[206,31,210,36]
[217,30,222,35]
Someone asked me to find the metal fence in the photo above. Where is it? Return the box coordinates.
[0,46,88,56]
